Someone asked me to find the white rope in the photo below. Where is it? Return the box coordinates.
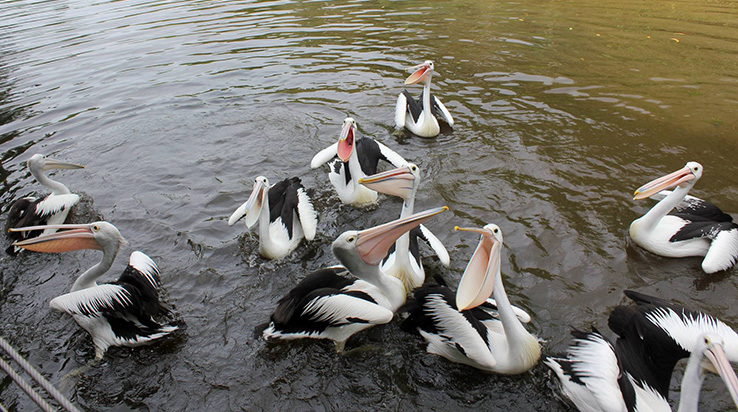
[0,357,57,412]
[0,336,82,412]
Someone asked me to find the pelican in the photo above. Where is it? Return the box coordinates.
[262,206,448,352]
[399,224,541,374]
[228,176,317,260]
[5,154,84,256]
[609,290,738,371]
[310,117,407,206]
[546,330,738,412]
[547,290,738,411]
[630,161,738,273]
[11,222,178,359]
[358,163,450,291]
[394,60,454,138]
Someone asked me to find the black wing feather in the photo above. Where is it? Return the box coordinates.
[266,177,305,239]
[400,284,491,347]
[402,89,422,123]
[670,197,733,223]
[271,267,355,325]
[669,215,738,242]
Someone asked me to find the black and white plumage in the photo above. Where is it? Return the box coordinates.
[359,163,450,291]
[400,224,541,374]
[546,290,738,412]
[394,60,454,138]
[11,222,178,359]
[228,176,317,260]
[609,290,738,368]
[630,161,738,273]
[310,117,407,206]
[546,329,738,412]
[5,154,84,256]
[262,207,448,352]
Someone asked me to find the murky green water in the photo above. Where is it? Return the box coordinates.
[2,0,738,410]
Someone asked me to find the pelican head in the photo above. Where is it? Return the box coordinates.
[337,117,357,162]
[27,154,84,175]
[454,224,503,311]
[332,206,448,277]
[358,163,420,201]
[11,221,125,256]
[229,176,269,228]
[633,161,702,200]
[690,333,738,408]
[405,61,434,85]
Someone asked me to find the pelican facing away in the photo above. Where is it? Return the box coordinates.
[630,161,738,273]
[311,117,407,206]
[359,163,450,291]
[262,206,448,352]
[546,329,738,412]
[12,222,178,359]
[546,290,738,412]
[395,60,454,138]
[400,224,540,374]
[228,176,317,260]
[5,154,84,256]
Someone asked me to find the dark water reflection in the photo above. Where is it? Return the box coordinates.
[2,0,738,410]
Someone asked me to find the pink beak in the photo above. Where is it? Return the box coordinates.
[355,206,448,265]
[11,224,101,253]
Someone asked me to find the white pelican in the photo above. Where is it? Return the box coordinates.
[310,117,407,206]
[400,224,541,374]
[11,222,178,359]
[547,289,738,411]
[630,161,738,273]
[5,154,84,256]
[262,206,448,352]
[394,60,454,138]
[609,290,738,369]
[546,329,738,412]
[228,176,317,260]
[358,163,450,291]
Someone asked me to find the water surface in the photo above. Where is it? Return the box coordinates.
[2,0,738,410]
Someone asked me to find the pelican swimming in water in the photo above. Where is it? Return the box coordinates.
[11,222,178,359]
[5,154,84,256]
[395,60,454,138]
[630,161,738,273]
[311,117,407,206]
[546,328,738,412]
[359,163,450,291]
[400,224,541,374]
[609,290,738,371]
[547,289,738,411]
[262,206,448,352]
[228,176,317,260]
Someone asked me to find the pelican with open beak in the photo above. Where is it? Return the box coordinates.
[310,117,407,206]
[359,163,450,291]
[11,222,178,359]
[400,223,540,373]
[5,154,85,256]
[629,161,738,274]
[394,60,454,138]
[228,176,317,260]
[262,206,448,352]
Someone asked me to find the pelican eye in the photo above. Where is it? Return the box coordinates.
[91,224,100,231]
[347,236,356,243]
[493,228,499,234]
[704,336,711,345]
[410,165,418,172]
